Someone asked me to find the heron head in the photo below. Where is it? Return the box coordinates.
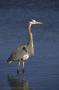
[30,19,43,25]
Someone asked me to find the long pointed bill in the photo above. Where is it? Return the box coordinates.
[37,21,43,24]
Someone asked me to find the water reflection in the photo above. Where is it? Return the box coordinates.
[7,73,32,90]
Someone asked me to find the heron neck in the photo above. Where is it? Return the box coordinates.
[28,24,34,55]
[28,24,33,42]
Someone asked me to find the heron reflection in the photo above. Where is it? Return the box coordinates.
[7,73,32,90]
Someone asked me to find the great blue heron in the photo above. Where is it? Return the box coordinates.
[7,19,43,73]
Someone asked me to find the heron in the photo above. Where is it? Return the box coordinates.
[7,19,43,73]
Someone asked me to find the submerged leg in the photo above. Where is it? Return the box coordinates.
[17,62,20,74]
[22,61,25,73]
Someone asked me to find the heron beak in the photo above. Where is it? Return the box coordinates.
[38,21,43,24]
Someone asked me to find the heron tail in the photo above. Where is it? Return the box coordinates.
[7,56,13,64]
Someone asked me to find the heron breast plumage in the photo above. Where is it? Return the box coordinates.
[23,54,29,60]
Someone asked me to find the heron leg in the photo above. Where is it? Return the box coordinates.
[22,61,25,73]
[17,62,20,74]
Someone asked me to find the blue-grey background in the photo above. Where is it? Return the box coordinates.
[0,0,59,90]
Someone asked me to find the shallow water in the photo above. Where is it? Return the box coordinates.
[0,6,59,90]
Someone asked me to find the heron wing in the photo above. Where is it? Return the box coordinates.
[7,44,28,62]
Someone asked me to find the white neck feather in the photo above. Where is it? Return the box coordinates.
[28,23,34,55]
